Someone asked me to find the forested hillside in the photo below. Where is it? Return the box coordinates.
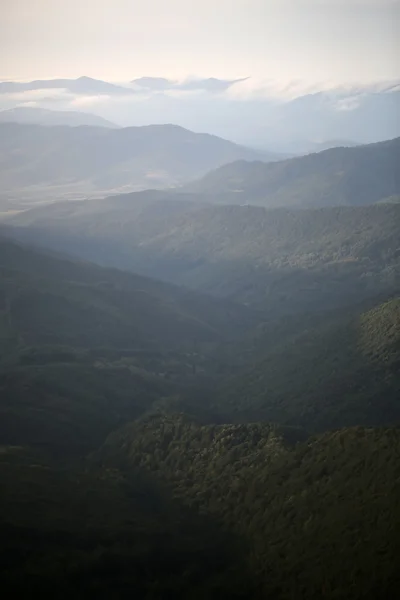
[94,414,400,599]
[215,296,400,430]
[185,137,400,208]
[7,200,400,313]
[0,232,399,597]
[0,237,257,457]
[1,133,399,598]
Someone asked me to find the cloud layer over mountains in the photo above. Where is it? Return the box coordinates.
[0,76,399,152]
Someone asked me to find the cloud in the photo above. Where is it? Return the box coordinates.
[333,96,362,111]
[17,101,38,107]
[225,77,339,100]
[71,95,111,107]
[1,88,74,103]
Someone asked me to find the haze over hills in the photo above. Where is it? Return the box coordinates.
[0,122,273,207]
[6,188,399,314]
[185,137,400,208]
[1,77,398,152]
[0,235,263,456]
[305,139,359,153]
[0,106,117,128]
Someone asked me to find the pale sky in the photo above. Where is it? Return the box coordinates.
[1,0,399,84]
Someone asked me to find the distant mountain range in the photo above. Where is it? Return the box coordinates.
[0,76,398,152]
[0,76,133,96]
[0,122,275,204]
[185,137,400,208]
[0,106,117,128]
[0,76,248,96]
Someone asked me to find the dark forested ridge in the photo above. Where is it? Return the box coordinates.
[95,415,400,599]
[215,296,400,430]
[185,136,400,208]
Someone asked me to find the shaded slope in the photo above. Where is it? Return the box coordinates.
[185,137,400,208]
[0,237,257,457]
[0,446,253,599]
[7,199,400,313]
[97,413,400,599]
[0,107,117,128]
[215,296,400,430]
[0,122,264,200]
[0,236,257,352]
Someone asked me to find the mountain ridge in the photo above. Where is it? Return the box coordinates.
[0,106,117,128]
[184,136,400,207]
[0,122,274,206]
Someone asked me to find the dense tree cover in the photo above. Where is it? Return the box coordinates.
[215,297,400,430]
[0,446,254,599]
[0,237,257,351]
[6,199,400,315]
[185,136,400,208]
[0,237,257,458]
[0,233,399,597]
[6,199,399,313]
[97,414,400,599]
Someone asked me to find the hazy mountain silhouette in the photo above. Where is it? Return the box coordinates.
[0,122,275,202]
[0,76,133,96]
[0,106,117,128]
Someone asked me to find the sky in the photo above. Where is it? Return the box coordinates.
[1,0,399,85]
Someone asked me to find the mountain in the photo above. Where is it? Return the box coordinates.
[7,196,399,314]
[0,235,259,456]
[0,106,117,128]
[0,444,253,598]
[0,235,256,354]
[232,87,400,151]
[305,139,360,152]
[3,414,399,598]
[185,137,400,208]
[215,296,400,431]
[0,122,268,205]
[0,76,133,96]
[1,78,398,152]
[94,413,400,599]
